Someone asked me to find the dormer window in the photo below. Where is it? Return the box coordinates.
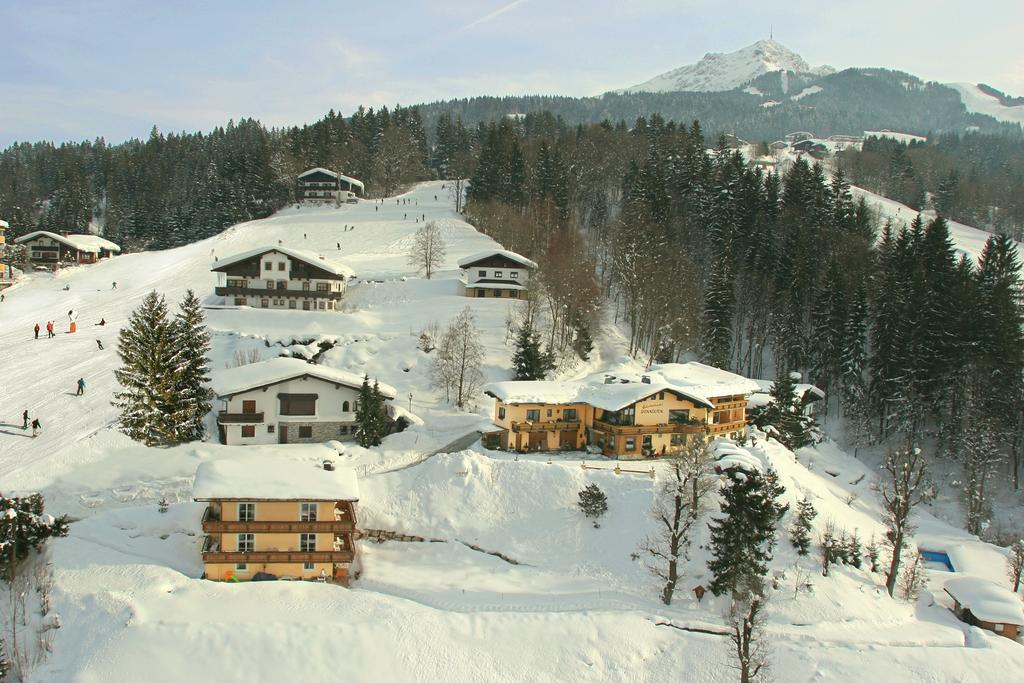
[510,271,519,279]
[494,271,503,278]
[478,270,486,277]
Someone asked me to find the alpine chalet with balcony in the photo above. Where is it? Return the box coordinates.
[212,246,354,311]
[483,362,758,458]
[297,167,364,203]
[457,249,537,299]
[194,458,359,584]
[14,230,120,270]
[211,356,397,445]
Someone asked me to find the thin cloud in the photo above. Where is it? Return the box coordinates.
[459,0,528,32]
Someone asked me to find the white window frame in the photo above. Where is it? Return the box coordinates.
[303,562,315,571]
[238,502,255,522]
[299,532,317,553]
[300,502,318,522]
[237,533,255,553]
[494,271,503,278]
[510,271,519,279]
[235,563,248,572]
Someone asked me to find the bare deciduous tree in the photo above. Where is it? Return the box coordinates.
[407,221,446,279]
[640,440,716,605]
[1007,539,1024,593]
[898,551,927,602]
[431,307,484,409]
[726,587,770,683]
[880,447,930,597]
[228,348,262,368]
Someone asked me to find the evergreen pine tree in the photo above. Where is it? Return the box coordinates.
[354,375,383,447]
[707,467,787,596]
[170,289,213,442]
[0,493,70,581]
[789,497,817,555]
[845,528,863,569]
[747,369,818,450]
[511,325,554,380]
[112,291,182,446]
[577,483,608,528]
[700,252,734,369]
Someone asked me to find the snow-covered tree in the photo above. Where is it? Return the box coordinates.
[707,467,787,596]
[726,586,771,683]
[789,497,817,556]
[407,220,446,279]
[112,291,181,446]
[511,325,554,381]
[577,484,608,527]
[641,441,716,605]
[354,375,389,447]
[880,447,930,597]
[170,289,214,442]
[747,370,819,450]
[431,307,485,409]
[0,493,69,582]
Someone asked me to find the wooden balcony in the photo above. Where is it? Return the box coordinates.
[217,410,264,424]
[215,286,343,300]
[201,549,355,564]
[510,420,581,433]
[708,421,746,436]
[591,420,707,436]
[201,509,355,534]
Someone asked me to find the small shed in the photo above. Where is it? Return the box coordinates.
[944,577,1024,640]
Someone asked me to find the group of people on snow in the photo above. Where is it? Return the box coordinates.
[21,409,42,437]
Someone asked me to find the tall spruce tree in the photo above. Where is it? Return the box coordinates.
[511,325,554,380]
[1,493,70,582]
[354,375,388,447]
[170,289,214,442]
[701,252,734,369]
[707,467,787,596]
[748,370,818,450]
[113,291,182,446]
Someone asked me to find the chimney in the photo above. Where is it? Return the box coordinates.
[641,375,651,384]
[322,460,335,471]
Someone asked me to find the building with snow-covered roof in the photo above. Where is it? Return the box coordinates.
[14,230,120,270]
[944,577,1024,640]
[193,457,359,584]
[297,167,364,203]
[210,356,396,446]
[457,249,537,299]
[0,219,12,289]
[482,362,758,459]
[212,246,354,312]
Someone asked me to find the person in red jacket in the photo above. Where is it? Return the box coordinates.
[34,323,40,339]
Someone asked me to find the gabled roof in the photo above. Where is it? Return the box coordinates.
[298,167,365,191]
[457,249,538,269]
[192,457,359,501]
[484,362,758,412]
[944,577,1024,625]
[211,246,355,278]
[210,356,397,399]
[14,231,120,253]
[298,167,338,179]
[0,219,9,229]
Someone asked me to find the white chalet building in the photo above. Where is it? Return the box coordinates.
[212,246,354,312]
[457,249,538,299]
[211,357,397,445]
[297,167,364,203]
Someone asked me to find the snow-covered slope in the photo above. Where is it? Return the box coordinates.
[622,40,833,93]
[947,83,1024,126]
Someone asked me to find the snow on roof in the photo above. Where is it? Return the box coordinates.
[192,458,359,501]
[457,249,538,269]
[14,231,120,253]
[485,362,758,411]
[210,356,396,399]
[944,577,1024,625]
[752,379,826,400]
[337,173,365,191]
[462,280,526,291]
[298,167,338,179]
[0,219,8,229]
[212,246,354,278]
[298,168,365,191]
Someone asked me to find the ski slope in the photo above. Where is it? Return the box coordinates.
[948,83,1024,126]
[1,182,1021,681]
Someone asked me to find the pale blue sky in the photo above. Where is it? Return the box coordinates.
[1,0,1021,147]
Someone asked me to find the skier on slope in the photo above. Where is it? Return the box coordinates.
[31,418,41,437]
[22,409,29,430]
[76,377,86,396]
[96,339,104,350]
[34,323,40,339]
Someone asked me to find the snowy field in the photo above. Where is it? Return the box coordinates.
[1,182,1022,681]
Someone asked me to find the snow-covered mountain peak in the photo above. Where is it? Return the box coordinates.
[621,39,834,94]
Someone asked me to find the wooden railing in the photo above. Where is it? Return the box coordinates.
[215,285,342,300]
[217,410,264,424]
[510,420,581,433]
[201,549,355,563]
[202,518,354,533]
[591,420,706,436]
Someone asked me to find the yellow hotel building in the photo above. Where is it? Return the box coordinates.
[483,362,759,459]
[193,458,358,585]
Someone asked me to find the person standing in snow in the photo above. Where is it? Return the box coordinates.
[96,339,104,350]
[112,281,117,289]
[76,377,86,396]
[34,323,40,339]
[22,409,29,430]
[31,418,41,437]
[46,321,54,338]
